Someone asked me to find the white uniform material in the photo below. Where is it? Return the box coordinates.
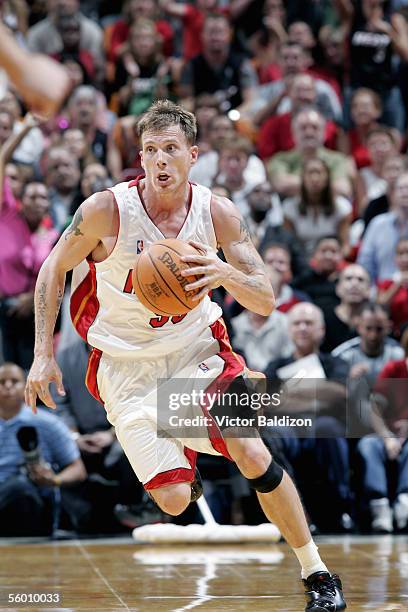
[133,496,281,544]
[71,180,222,359]
[70,180,245,488]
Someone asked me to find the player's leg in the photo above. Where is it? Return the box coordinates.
[225,434,347,611]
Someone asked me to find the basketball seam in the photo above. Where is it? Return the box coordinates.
[134,256,176,316]
[147,251,193,311]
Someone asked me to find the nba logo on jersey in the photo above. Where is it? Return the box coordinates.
[198,362,210,373]
[136,240,144,254]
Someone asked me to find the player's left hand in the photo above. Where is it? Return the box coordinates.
[180,240,230,301]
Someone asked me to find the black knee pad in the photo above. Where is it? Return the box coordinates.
[248,458,284,493]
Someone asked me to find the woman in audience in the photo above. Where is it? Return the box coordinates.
[283,157,352,258]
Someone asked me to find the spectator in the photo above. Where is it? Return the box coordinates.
[231,251,293,370]
[51,13,99,86]
[0,90,45,166]
[318,25,346,93]
[377,238,408,335]
[338,88,383,169]
[189,115,266,188]
[363,154,407,230]
[333,303,404,386]
[44,146,81,231]
[0,180,59,370]
[0,362,86,536]
[358,171,408,282]
[159,0,225,61]
[214,137,265,214]
[61,128,97,171]
[113,19,176,118]
[321,264,371,353]
[262,243,310,312]
[106,0,174,64]
[283,157,352,258]
[243,41,342,127]
[243,181,284,248]
[293,236,344,312]
[265,302,352,531]
[53,338,147,531]
[336,0,406,130]
[180,13,258,111]
[268,108,356,200]
[359,126,400,205]
[257,73,339,161]
[194,94,220,154]
[27,0,104,62]
[356,325,408,532]
[68,86,108,165]
[69,163,111,215]
[106,115,142,183]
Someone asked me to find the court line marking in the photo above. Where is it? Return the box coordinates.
[75,539,131,611]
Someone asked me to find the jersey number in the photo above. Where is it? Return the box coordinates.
[123,270,187,328]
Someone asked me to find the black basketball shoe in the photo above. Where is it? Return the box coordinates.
[303,571,347,611]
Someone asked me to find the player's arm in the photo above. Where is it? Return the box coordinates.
[0,23,71,118]
[181,195,275,316]
[25,191,116,413]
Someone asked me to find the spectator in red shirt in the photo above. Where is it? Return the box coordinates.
[106,0,173,63]
[357,325,408,533]
[159,0,225,61]
[338,88,383,170]
[257,74,338,161]
[377,238,408,336]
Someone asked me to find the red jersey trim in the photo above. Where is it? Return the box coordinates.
[85,347,104,405]
[70,261,100,342]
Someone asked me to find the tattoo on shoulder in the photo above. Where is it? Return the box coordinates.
[65,208,84,240]
[231,215,251,246]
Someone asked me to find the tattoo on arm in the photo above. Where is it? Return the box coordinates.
[55,287,63,325]
[65,208,84,240]
[231,216,251,246]
[37,281,47,345]
[237,256,264,275]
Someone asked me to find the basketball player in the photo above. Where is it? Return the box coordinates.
[0,22,70,118]
[25,100,346,611]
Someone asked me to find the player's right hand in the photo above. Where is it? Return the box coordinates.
[25,356,65,414]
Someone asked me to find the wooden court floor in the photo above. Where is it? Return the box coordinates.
[0,535,407,611]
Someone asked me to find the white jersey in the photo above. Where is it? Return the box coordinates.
[70,179,222,359]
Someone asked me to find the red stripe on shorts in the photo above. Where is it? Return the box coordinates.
[200,319,247,461]
[85,347,104,406]
[144,448,197,490]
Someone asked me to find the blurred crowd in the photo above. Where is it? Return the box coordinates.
[1,0,408,538]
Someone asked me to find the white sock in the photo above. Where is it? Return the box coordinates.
[293,539,329,580]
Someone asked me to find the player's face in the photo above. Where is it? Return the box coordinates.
[140,126,198,194]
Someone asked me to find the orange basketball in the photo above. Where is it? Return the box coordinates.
[132,239,205,316]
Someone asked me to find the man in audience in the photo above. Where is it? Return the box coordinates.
[321,264,370,353]
[68,86,107,165]
[265,302,352,532]
[44,146,81,231]
[189,114,266,188]
[357,325,408,533]
[293,236,343,312]
[27,0,103,62]
[180,13,258,110]
[0,362,86,536]
[257,73,338,161]
[363,154,407,231]
[268,108,356,199]
[358,172,408,282]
